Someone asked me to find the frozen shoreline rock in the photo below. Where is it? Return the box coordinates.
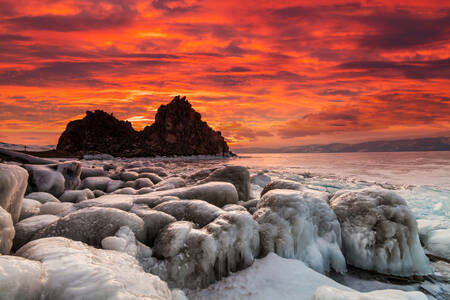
[0,207,14,254]
[17,237,172,299]
[0,163,28,223]
[260,179,304,197]
[417,219,450,261]
[254,189,346,274]
[13,214,60,251]
[19,198,42,220]
[313,285,427,300]
[26,192,60,204]
[59,189,95,203]
[33,207,145,247]
[330,187,432,276]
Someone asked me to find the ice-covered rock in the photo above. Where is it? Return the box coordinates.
[313,285,427,300]
[59,189,95,203]
[188,252,352,300]
[50,161,82,190]
[17,237,172,299]
[39,202,77,217]
[83,153,114,160]
[123,178,154,190]
[0,207,14,254]
[26,192,60,204]
[106,179,125,193]
[0,163,28,223]
[0,147,55,164]
[241,199,258,214]
[33,207,145,247]
[80,167,106,179]
[153,177,185,191]
[223,204,248,212]
[417,219,450,260]
[199,166,251,201]
[154,199,223,227]
[75,194,134,211]
[19,198,41,220]
[129,166,168,177]
[135,182,239,208]
[23,165,65,197]
[130,205,176,245]
[0,256,44,299]
[138,172,163,184]
[260,179,304,196]
[251,172,271,188]
[113,187,138,195]
[13,214,59,251]
[254,189,346,274]
[329,187,432,276]
[80,176,112,191]
[93,189,106,197]
[120,171,139,181]
[152,210,259,289]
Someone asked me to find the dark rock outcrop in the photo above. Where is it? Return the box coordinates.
[56,96,230,157]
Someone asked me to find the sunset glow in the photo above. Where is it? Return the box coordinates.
[1,0,449,148]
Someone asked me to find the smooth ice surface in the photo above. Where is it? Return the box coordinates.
[188,252,352,300]
[313,285,427,300]
[17,237,172,300]
[254,189,346,274]
[0,163,28,223]
[330,187,432,276]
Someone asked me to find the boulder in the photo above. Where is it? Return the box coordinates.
[74,194,134,211]
[199,166,250,202]
[26,192,60,204]
[254,189,346,274]
[0,163,28,222]
[16,237,172,299]
[19,198,42,221]
[22,165,65,198]
[39,202,77,217]
[329,187,432,276]
[251,172,271,188]
[13,214,60,251]
[120,171,139,182]
[153,177,185,191]
[260,179,304,197]
[80,167,106,179]
[138,172,163,184]
[59,189,95,203]
[0,207,14,254]
[33,207,145,247]
[80,176,112,192]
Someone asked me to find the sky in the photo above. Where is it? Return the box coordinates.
[0,0,449,149]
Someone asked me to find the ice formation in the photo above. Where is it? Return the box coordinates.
[313,285,427,300]
[417,219,450,260]
[26,192,60,204]
[59,189,95,203]
[38,201,77,217]
[260,179,304,196]
[13,214,59,251]
[153,177,186,191]
[0,256,44,298]
[188,252,352,300]
[17,237,172,299]
[138,172,163,183]
[198,165,251,201]
[0,163,28,222]
[80,166,106,179]
[251,172,271,188]
[0,207,14,254]
[130,205,176,245]
[329,187,432,276]
[152,210,259,289]
[135,182,239,208]
[33,207,145,247]
[254,189,346,274]
[74,194,134,211]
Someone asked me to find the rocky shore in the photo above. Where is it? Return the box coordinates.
[0,151,448,299]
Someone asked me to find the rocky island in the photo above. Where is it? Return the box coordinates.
[57,96,230,157]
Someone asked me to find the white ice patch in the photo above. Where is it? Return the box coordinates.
[417,219,450,260]
[17,237,172,300]
[313,285,427,300]
[330,187,432,276]
[254,189,346,274]
[188,252,352,300]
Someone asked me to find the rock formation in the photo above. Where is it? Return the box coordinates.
[56,96,230,157]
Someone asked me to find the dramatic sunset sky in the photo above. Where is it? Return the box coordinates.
[0,0,449,148]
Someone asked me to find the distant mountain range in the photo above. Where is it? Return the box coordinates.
[234,137,450,153]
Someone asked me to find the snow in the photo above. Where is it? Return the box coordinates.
[0,207,14,254]
[17,237,172,299]
[312,285,427,300]
[330,187,432,276]
[254,189,346,274]
[188,252,352,300]
[0,163,28,223]
[0,256,44,299]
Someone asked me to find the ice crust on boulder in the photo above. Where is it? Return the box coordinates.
[17,237,172,300]
[313,285,427,300]
[19,198,42,220]
[59,189,95,203]
[260,179,304,197]
[130,205,176,245]
[417,219,450,260]
[38,202,77,217]
[13,214,60,251]
[251,172,271,188]
[254,189,346,274]
[75,194,134,211]
[135,182,239,208]
[152,210,259,289]
[33,207,145,247]
[198,165,251,201]
[0,256,44,299]
[188,252,352,300]
[153,177,185,191]
[26,192,60,204]
[329,187,432,276]
[0,206,14,254]
[80,167,106,179]
[0,163,28,223]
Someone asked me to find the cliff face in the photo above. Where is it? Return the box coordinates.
[56,96,230,157]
